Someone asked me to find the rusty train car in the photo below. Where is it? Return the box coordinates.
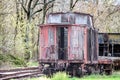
[98,33,120,70]
[38,12,111,76]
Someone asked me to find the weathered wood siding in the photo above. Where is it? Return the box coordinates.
[39,26,58,60]
[86,28,98,63]
[68,26,84,60]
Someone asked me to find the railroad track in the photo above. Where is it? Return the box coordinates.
[0,67,43,80]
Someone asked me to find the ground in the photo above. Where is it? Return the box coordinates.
[23,71,120,80]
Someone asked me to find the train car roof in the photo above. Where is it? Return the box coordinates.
[39,23,89,27]
[47,12,93,17]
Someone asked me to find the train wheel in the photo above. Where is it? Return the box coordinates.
[99,65,104,75]
[105,70,112,75]
[85,65,92,75]
[72,65,82,77]
[77,67,82,77]
[104,64,112,75]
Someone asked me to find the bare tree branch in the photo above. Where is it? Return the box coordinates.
[31,8,42,17]
[28,0,33,11]
[46,0,55,5]
[45,0,55,12]
[45,4,54,12]
[25,0,28,6]
[72,0,79,9]
[22,0,24,4]
[32,0,39,9]
[21,1,28,13]
[20,0,55,21]
[70,0,73,10]
[70,0,79,11]
[37,2,44,5]
[106,6,120,18]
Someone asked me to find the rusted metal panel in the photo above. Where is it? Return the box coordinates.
[86,28,91,62]
[67,25,98,63]
[90,29,98,63]
[39,26,58,60]
[85,28,98,64]
[68,26,84,60]
[40,26,48,60]
[39,24,98,64]
[98,56,113,64]
[92,30,98,62]
[84,27,88,63]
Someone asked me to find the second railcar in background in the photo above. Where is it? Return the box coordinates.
[38,12,111,76]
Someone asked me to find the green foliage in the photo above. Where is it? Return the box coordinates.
[24,71,120,80]
[7,54,27,67]
[80,74,120,80]
[26,61,39,67]
[25,76,50,80]
[0,54,7,64]
[0,53,26,67]
[51,72,69,80]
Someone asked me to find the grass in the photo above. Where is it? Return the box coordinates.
[51,72,69,80]
[26,77,50,80]
[26,61,39,67]
[25,71,120,80]
[80,74,120,80]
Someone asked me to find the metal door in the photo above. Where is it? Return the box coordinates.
[68,26,84,60]
[39,26,58,60]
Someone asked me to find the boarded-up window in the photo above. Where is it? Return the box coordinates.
[61,14,75,24]
[61,14,68,23]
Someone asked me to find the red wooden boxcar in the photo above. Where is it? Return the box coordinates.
[38,12,111,76]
